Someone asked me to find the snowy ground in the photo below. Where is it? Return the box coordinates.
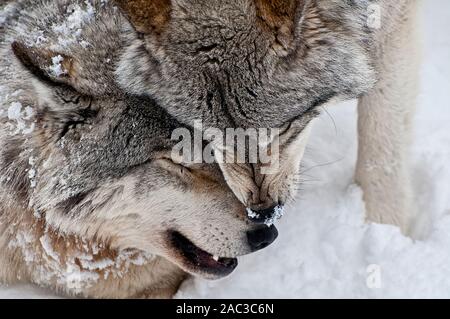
[1,0,450,298]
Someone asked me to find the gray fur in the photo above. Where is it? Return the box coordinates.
[0,0,265,298]
[117,0,377,129]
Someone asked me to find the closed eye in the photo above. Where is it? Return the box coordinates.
[279,92,336,135]
[155,158,195,181]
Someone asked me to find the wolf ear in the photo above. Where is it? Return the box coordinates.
[11,41,76,86]
[254,0,306,55]
[114,0,171,34]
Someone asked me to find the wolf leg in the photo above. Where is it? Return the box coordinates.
[356,1,420,233]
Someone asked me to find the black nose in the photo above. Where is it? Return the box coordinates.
[247,205,282,224]
[246,225,278,252]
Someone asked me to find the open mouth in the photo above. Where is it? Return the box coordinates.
[169,231,238,278]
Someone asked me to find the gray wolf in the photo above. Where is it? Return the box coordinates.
[114,0,420,233]
[0,0,278,298]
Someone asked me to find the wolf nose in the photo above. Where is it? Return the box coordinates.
[247,205,283,224]
[246,225,278,252]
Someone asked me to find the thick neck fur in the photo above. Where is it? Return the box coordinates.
[0,203,184,298]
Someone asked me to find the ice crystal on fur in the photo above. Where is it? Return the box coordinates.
[49,55,66,77]
[52,1,96,47]
[8,230,36,264]
[246,206,285,226]
[28,156,37,188]
[246,208,260,219]
[39,234,60,262]
[264,206,285,227]
[7,102,22,121]
[6,101,34,135]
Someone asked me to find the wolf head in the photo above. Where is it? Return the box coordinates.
[115,0,377,214]
[0,0,278,282]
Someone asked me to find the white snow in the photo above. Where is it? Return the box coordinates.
[49,55,67,77]
[64,263,100,293]
[78,257,115,272]
[24,106,34,120]
[29,175,37,187]
[7,101,22,120]
[32,29,48,46]
[39,234,61,263]
[28,156,36,167]
[28,156,37,188]
[51,1,96,48]
[264,205,285,227]
[246,208,260,219]
[246,206,285,226]
[6,101,35,135]
[1,0,450,298]
[7,230,36,264]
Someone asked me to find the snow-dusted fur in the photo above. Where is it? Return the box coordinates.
[0,0,270,298]
[114,0,419,233]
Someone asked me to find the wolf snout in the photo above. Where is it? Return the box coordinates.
[246,225,278,252]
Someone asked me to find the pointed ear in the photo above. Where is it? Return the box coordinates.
[255,0,306,55]
[11,41,76,85]
[114,0,172,34]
